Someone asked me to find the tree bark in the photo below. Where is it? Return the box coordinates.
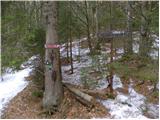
[69,2,73,74]
[126,1,133,54]
[139,2,151,57]
[109,1,114,94]
[66,38,69,62]
[43,1,63,110]
[85,1,93,54]
[78,32,81,63]
[93,1,101,51]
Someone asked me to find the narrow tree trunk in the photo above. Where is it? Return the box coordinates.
[43,2,63,111]
[69,2,73,74]
[94,1,101,51]
[109,1,113,63]
[85,1,93,54]
[66,38,69,63]
[69,31,73,74]
[126,1,133,54]
[78,32,81,63]
[139,2,150,57]
[109,1,113,94]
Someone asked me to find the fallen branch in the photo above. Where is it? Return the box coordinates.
[63,83,97,108]
[62,82,110,100]
[80,89,109,100]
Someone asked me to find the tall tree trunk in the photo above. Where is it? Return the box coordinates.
[94,1,101,51]
[110,1,113,63]
[43,1,63,111]
[78,32,81,63]
[66,38,69,63]
[109,1,113,94]
[139,2,150,57]
[126,1,133,54]
[69,1,73,74]
[69,29,73,74]
[85,1,93,54]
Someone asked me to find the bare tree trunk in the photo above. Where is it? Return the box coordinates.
[139,2,150,57]
[126,1,133,54]
[69,31,73,74]
[66,38,69,63]
[93,1,101,51]
[69,2,73,74]
[43,1,63,111]
[78,32,81,63]
[85,1,93,54]
[109,1,113,94]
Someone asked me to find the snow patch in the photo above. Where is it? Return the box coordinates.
[146,103,159,118]
[113,75,123,89]
[100,99,147,119]
[133,42,139,53]
[100,86,147,119]
[0,68,32,117]
[116,48,124,54]
[98,77,149,119]
[20,55,40,69]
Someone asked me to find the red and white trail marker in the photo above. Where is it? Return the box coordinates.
[45,44,61,49]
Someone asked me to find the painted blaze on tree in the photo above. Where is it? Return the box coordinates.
[43,1,63,111]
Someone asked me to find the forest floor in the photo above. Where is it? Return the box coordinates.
[1,33,159,119]
[2,80,109,119]
[2,72,158,119]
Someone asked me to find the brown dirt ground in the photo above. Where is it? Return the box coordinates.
[2,80,109,119]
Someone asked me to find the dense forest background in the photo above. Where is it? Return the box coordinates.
[1,1,158,71]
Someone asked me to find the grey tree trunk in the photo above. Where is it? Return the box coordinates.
[126,1,133,54]
[66,38,69,62]
[139,2,150,57]
[94,1,101,51]
[109,1,113,94]
[69,1,73,74]
[43,1,63,111]
[85,1,93,54]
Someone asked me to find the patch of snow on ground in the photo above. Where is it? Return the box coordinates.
[146,103,159,119]
[116,48,124,54]
[0,68,32,117]
[98,76,151,119]
[112,75,123,89]
[96,78,108,90]
[95,74,122,90]
[133,42,139,53]
[62,49,92,86]
[99,79,159,119]
[100,85,148,119]
[128,85,146,110]
[100,99,148,119]
[20,55,40,69]
[150,50,158,59]
[156,82,159,90]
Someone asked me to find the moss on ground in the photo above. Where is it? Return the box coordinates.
[109,54,158,83]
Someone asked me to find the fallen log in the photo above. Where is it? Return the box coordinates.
[80,89,108,100]
[62,82,109,114]
[63,83,97,108]
[62,82,114,100]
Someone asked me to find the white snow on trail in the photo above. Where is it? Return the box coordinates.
[0,68,32,117]
[0,55,38,117]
